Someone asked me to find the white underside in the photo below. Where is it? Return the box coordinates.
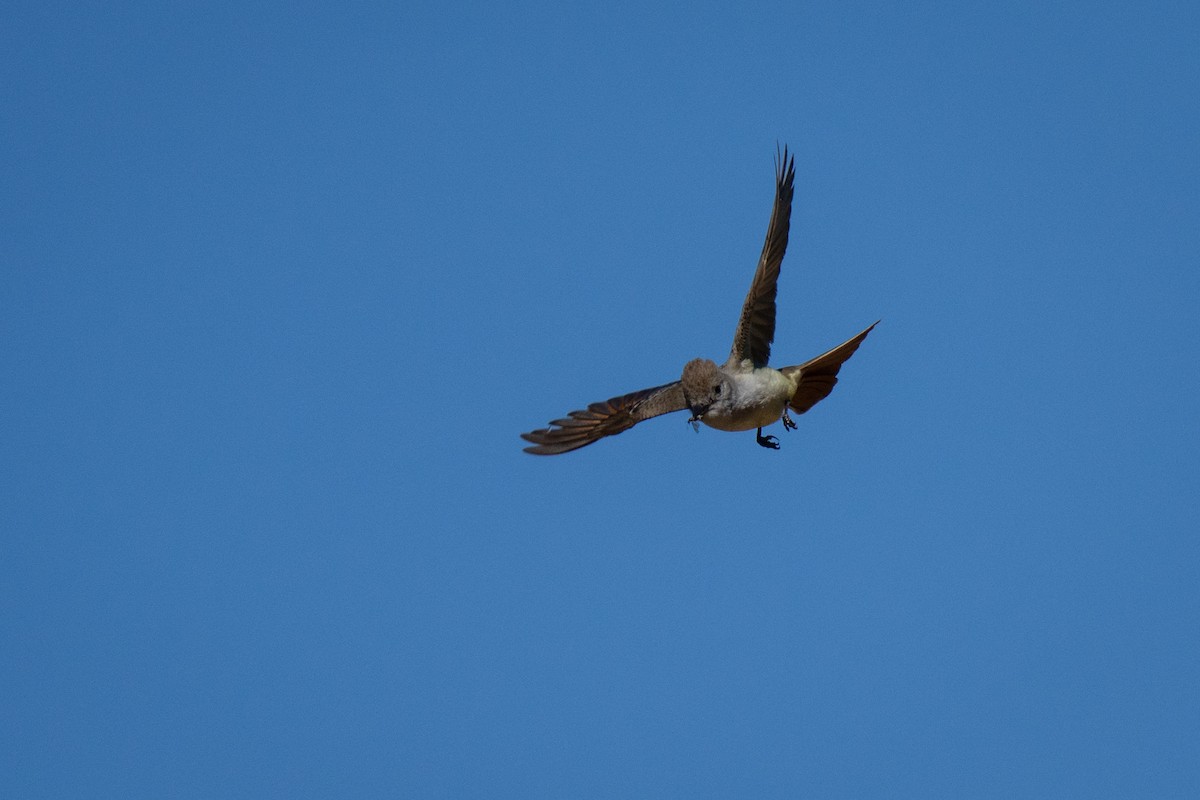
[700,367,796,432]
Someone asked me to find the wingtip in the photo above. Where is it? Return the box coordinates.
[774,143,795,191]
[522,440,585,456]
[854,319,880,343]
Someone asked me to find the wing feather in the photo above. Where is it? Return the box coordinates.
[521,382,687,455]
[727,146,796,368]
[780,321,878,414]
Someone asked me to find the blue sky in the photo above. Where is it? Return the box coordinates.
[3,1,1198,797]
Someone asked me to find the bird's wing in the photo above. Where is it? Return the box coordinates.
[727,146,796,368]
[521,381,687,455]
[779,321,878,414]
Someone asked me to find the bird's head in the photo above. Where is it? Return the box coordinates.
[681,358,728,423]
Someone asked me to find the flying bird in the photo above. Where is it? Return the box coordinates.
[521,147,877,455]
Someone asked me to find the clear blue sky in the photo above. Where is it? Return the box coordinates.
[4,2,1198,797]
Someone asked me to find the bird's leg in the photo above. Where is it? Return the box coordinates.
[781,408,797,431]
[756,427,780,449]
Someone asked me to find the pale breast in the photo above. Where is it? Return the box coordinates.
[701,368,795,432]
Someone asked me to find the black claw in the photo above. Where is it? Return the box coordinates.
[756,428,780,450]
[782,409,797,431]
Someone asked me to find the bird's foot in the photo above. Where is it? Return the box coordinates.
[781,408,797,431]
[756,427,780,450]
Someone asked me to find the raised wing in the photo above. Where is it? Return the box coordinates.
[521,382,687,455]
[780,321,878,414]
[727,146,796,368]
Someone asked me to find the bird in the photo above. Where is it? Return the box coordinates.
[521,147,877,455]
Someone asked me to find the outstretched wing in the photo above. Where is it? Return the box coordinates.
[727,146,796,368]
[780,321,878,414]
[521,381,687,455]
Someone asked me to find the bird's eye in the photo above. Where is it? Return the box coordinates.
[713,384,722,395]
